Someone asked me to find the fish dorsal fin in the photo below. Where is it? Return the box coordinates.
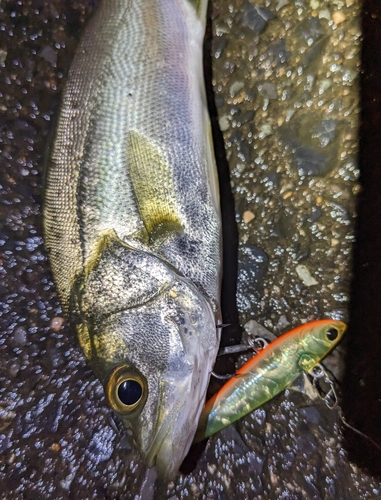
[127,130,183,240]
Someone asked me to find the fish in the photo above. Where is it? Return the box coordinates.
[195,319,346,441]
[43,0,221,479]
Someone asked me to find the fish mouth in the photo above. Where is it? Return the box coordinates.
[140,287,218,479]
[143,368,210,479]
[144,425,171,470]
[145,420,202,480]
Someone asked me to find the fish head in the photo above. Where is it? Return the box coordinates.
[75,237,219,479]
[298,319,347,372]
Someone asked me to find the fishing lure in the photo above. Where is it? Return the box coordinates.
[195,319,346,441]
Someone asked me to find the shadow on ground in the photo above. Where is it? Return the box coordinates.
[342,0,381,478]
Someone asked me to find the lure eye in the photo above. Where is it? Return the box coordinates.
[326,327,339,341]
[105,365,147,415]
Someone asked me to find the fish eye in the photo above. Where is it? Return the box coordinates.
[105,365,147,415]
[118,379,143,406]
[326,327,339,341]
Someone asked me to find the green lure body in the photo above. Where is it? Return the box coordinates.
[196,319,346,441]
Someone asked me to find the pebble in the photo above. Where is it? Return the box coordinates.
[296,264,318,286]
[276,315,291,330]
[0,435,9,454]
[50,317,64,332]
[0,48,7,64]
[333,11,346,24]
[243,210,255,223]
[319,9,331,20]
[230,81,245,97]
[244,319,277,341]
[241,2,275,34]
[13,326,27,346]
[38,46,57,65]
[219,115,230,131]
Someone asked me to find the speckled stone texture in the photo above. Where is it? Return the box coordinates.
[1,0,381,499]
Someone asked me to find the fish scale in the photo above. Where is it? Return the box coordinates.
[44,0,221,479]
[45,0,221,310]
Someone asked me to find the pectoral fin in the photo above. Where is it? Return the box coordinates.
[127,131,183,240]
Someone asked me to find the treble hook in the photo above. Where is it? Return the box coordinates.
[250,336,269,350]
[212,337,269,380]
[216,322,231,330]
[309,363,338,409]
[309,363,381,453]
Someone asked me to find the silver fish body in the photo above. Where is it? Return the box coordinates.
[44,0,221,478]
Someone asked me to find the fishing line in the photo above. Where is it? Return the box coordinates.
[337,409,381,453]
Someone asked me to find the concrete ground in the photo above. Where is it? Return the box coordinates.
[1,0,381,498]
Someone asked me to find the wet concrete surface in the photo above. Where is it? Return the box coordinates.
[1,0,381,498]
